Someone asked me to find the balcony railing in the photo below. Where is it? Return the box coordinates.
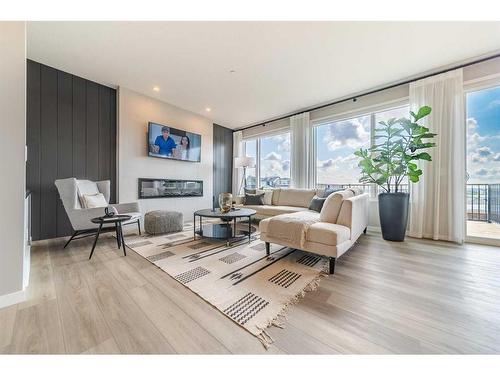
[316,183,408,194]
[467,183,500,224]
[317,182,500,225]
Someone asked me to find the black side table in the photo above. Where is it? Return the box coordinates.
[89,214,132,259]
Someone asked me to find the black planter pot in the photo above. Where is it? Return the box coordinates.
[378,192,409,242]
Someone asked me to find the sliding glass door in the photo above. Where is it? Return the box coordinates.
[466,84,500,241]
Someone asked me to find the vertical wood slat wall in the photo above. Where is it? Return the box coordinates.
[27,60,117,241]
[212,124,233,208]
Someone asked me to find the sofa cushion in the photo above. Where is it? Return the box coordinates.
[271,188,281,205]
[306,222,351,246]
[276,188,316,208]
[244,204,311,217]
[319,190,354,224]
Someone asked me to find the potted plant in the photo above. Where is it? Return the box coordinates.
[354,106,436,241]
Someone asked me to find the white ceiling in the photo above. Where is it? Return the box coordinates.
[27,21,500,129]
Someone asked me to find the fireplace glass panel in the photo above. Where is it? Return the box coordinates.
[138,178,203,199]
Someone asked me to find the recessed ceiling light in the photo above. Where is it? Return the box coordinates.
[229,70,236,73]
[153,86,160,92]
[205,107,211,112]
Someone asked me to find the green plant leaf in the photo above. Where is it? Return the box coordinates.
[414,106,432,121]
[354,105,435,188]
[415,152,432,161]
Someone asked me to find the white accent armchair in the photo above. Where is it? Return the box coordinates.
[55,178,142,248]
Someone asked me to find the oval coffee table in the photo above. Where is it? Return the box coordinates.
[193,208,257,246]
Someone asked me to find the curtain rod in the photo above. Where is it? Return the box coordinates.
[235,51,500,133]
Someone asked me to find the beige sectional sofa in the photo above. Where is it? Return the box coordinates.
[236,188,368,274]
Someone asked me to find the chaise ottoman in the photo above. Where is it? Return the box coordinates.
[144,210,183,235]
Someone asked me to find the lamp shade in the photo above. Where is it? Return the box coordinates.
[234,156,255,168]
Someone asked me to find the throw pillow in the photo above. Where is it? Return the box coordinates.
[308,196,326,213]
[322,187,342,198]
[319,190,355,223]
[82,193,108,208]
[76,180,100,207]
[256,189,273,205]
[244,193,265,205]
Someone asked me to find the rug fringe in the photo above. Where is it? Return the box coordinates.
[255,267,328,349]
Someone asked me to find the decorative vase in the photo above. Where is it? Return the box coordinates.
[378,192,410,241]
[219,193,233,213]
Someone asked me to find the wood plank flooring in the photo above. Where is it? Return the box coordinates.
[1,230,500,354]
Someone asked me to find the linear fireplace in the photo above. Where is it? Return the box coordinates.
[138,178,203,199]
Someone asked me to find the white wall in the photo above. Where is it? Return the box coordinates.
[0,22,27,304]
[118,87,213,223]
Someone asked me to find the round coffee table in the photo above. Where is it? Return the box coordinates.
[193,208,257,246]
[89,214,131,259]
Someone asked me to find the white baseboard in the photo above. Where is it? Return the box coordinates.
[367,225,381,233]
[0,289,26,309]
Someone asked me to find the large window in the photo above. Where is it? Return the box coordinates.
[314,105,409,190]
[243,132,291,189]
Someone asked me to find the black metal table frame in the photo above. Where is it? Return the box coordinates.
[193,212,253,246]
[89,215,131,260]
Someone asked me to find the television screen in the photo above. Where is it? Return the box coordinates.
[147,122,201,162]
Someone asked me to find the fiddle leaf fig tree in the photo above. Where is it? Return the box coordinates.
[354,106,436,193]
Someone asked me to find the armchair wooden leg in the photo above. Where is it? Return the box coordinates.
[265,242,270,256]
[329,257,336,275]
[363,227,367,234]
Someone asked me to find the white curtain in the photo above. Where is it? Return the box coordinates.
[290,112,314,188]
[232,131,243,196]
[408,69,465,243]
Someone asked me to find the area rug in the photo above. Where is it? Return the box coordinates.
[124,221,328,347]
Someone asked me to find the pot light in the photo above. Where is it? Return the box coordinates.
[205,107,211,112]
[153,86,160,92]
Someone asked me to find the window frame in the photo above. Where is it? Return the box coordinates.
[243,129,291,189]
[312,101,410,197]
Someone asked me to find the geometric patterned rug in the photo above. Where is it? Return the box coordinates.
[124,221,328,348]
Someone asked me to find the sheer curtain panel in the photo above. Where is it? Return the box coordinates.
[290,112,314,188]
[408,69,465,243]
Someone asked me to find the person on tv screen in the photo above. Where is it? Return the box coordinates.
[153,126,177,156]
[178,135,190,160]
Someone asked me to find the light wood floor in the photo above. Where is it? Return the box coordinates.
[1,229,500,354]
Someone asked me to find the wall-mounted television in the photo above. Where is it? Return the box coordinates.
[147,122,202,162]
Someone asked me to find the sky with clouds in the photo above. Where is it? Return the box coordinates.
[467,85,500,184]
[316,106,408,185]
[260,133,290,178]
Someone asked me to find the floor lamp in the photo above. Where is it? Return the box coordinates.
[234,156,255,195]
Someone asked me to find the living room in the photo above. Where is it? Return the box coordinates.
[1,1,500,372]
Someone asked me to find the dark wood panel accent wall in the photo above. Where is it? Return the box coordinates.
[27,60,117,240]
[212,124,233,208]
